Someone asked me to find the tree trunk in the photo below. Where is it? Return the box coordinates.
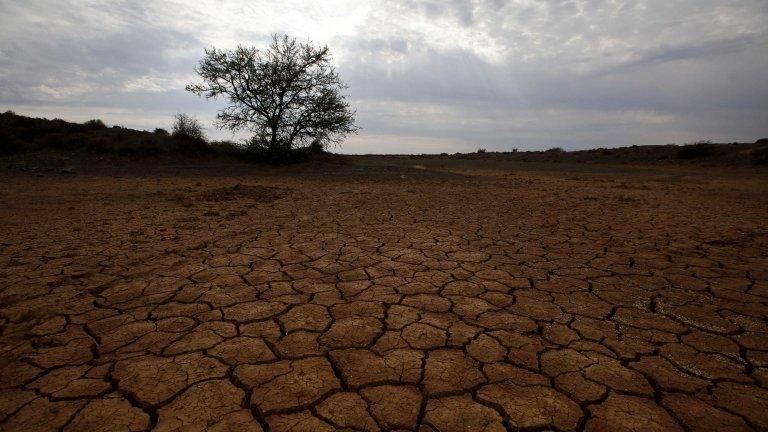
[269,124,278,150]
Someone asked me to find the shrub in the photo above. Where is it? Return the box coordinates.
[35,133,65,150]
[546,147,564,153]
[677,140,715,160]
[209,140,246,158]
[154,128,169,136]
[756,138,768,144]
[84,119,107,129]
[60,132,88,150]
[751,146,768,165]
[0,135,24,155]
[82,136,110,152]
[174,138,214,155]
[307,139,325,154]
[172,114,205,141]
[242,136,301,164]
[248,136,327,163]
[119,136,162,157]
[477,148,487,153]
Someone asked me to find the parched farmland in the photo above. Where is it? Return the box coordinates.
[1,159,767,432]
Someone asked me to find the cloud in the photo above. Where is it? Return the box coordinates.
[589,35,762,78]
[1,0,767,152]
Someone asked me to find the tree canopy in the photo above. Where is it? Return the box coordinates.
[186,35,357,157]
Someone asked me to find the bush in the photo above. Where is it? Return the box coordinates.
[119,136,162,157]
[677,140,715,160]
[154,128,169,136]
[174,136,214,155]
[546,147,564,153]
[477,148,487,153]
[756,138,768,144]
[84,119,107,129]
[171,114,205,141]
[60,132,88,150]
[306,139,325,155]
[242,136,302,164]
[209,140,246,158]
[751,146,768,165]
[0,135,24,156]
[35,133,65,150]
[242,136,334,164]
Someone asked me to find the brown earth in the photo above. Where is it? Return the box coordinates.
[1,156,768,432]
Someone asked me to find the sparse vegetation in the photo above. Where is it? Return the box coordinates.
[751,146,768,165]
[677,140,716,160]
[546,147,564,153]
[3,110,768,168]
[0,111,211,157]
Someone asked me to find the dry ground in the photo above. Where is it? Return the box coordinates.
[1,158,768,432]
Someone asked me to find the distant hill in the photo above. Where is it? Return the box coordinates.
[0,111,214,157]
[1,111,766,166]
[366,142,768,167]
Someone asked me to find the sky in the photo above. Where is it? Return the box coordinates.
[1,0,767,153]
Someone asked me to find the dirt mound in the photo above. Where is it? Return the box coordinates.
[197,184,289,203]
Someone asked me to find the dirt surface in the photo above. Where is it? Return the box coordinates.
[1,158,768,432]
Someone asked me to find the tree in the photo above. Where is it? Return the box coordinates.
[186,34,357,158]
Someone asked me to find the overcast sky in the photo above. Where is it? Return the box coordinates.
[1,1,767,153]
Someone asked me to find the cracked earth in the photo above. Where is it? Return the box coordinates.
[1,162,767,431]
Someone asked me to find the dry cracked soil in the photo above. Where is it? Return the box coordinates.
[1,158,767,432]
